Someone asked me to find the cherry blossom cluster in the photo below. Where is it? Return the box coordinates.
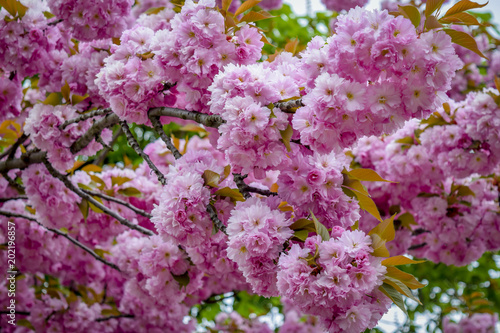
[355,89,500,186]
[353,90,500,265]
[60,39,112,106]
[226,197,293,297]
[293,8,462,153]
[0,73,23,122]
[21,164,83,229]
[321,0,369,12]
[24,103,112,171]
[96,24,176,124]
[277,146,360,229]
[151,0,264,113]
[0,200,108,286]
[209,59,296,177]
[0,0,71,91]
[151,149,229,247]
[277,232,390,332]
[443,313,498,333]
[47,0,134,41]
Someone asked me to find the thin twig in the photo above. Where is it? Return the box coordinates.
[0,310,30,315]
[70,113,120,154]
[207,204,226,234]
[120,121,166,186]
[0,150,46,174]
[408,243,427,251]
[233,173,278,198]
[1,172,24,193]
[94,127,122,166]
[0,196,28,203]
[0,134,29,160]
[42,157,154,236]
[81,188,152,218]
[148,107,225,128]
[0,210,121,271]
[60,109,112,130]
[148,115,182,160]
[273,99,304,113]
[96,314,134,322]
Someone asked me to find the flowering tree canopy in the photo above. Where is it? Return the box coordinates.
[0,0,499,332]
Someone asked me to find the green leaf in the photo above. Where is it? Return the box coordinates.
[41,92,63,106]
[280,124,293,152]
[88,202,103,214]
[425,14,444,29]
[398,212,417,228]
[439,12,481,25]
[346,168,396,183]
[384,276,421,304]
[172,271,190,288]
[380,283,408,315]
[111,176,132,186]
[214,187,245,201]
[101,308,121,317]
[144,6,165,15]
[289,218,314,230]
[202,170,221,188]
[398,5,421,29]
[71,94,88,105]
[61,81,71,102]
[16,319,35,331]
[342,178,369,196]
[395,136,415,145]
[420,112,448,129]
[343,187,383,222]
[59,227,69,234]
[78,199,89,221]
[425,0,446,18]
[310,210,330,241]
[240,10,274,23]
[455,185,475,197]
[382,256,426,266]
[386,266,427,289]
[222,0,232,12]
[369,215,396,242]
[293,229,309,241]
[117,187,142,197]
[442,0,488,18]
[234,0,261,17]
[443,28,487,59]
[43,11,55,19]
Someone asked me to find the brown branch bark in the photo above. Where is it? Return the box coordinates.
[42,157,154,236]
[0,210,121,271]
[148,115,182,160]
[120,121,166,186]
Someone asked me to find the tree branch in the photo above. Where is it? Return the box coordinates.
[70,113,120,154]
[95,314,134,322]
[0,196,27,202]
[0,134,29,160]
[207,204,226,234]
[408,243,427,251]
[233,173,278,198]
[148,107,225,128]
[120,121,166,186]
[274,99,304,113]
[94,127,122,166]
[0,210,121,271]
[60,108,112,130]
[0,150,46,174]
[1,172,24,194]
[42,158,154,236]
[81,188,152,219]
[148,115,182,160]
